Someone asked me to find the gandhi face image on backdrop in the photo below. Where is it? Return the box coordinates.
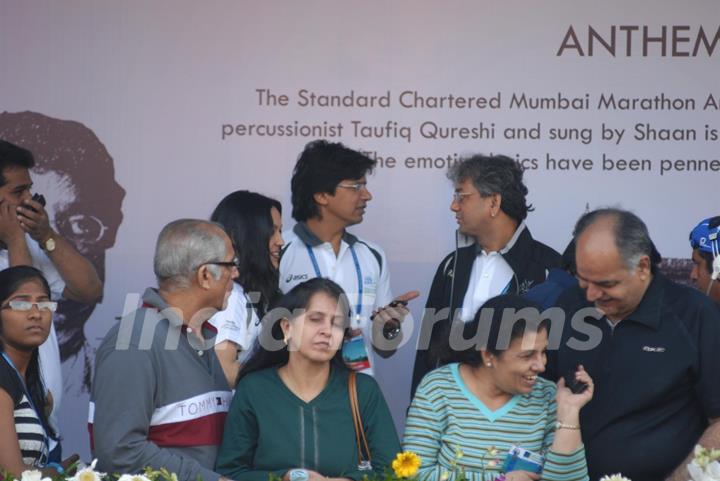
[0,111,126,384]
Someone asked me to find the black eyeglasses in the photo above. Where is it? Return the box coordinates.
[203,257,240,270]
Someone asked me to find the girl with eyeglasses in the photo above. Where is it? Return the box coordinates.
[0,266,78,477]
[208,191,285,388]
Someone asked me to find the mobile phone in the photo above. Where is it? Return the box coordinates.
[564,364,588,394]
[370,299,409,321]
[388,299,408,308]
[370,299,408,340]
[25,193,46,213]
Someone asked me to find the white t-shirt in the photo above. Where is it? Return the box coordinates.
[207,283,262,363]
[279,223,394,375]
[0,235,66,441]
[459,222,528,322]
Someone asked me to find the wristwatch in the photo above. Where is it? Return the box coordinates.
[555,420,581,430]
[288,469,309,481]
[41,236,56,252]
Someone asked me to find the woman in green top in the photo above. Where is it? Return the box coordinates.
[216,278,401,481]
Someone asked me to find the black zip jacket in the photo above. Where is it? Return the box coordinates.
[410,226,561,397]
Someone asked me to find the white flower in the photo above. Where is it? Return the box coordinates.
[16,470,51,481]
[688,462,705,481]
[688,460,720,481]
[68,459,106,481]
[708,461,720,478]
[598,474,631,481]
[117,475,152,481]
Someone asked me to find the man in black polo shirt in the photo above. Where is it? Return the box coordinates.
[546,208,720,481]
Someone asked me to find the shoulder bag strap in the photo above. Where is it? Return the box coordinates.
[348,371,371,466]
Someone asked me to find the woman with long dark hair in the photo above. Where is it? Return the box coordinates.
[0,266,77,476]
[216,278,400,481]
[209,190,284,387]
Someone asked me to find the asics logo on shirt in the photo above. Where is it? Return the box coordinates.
[285,273,309,283]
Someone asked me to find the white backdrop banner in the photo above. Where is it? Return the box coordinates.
[1,0,718,458]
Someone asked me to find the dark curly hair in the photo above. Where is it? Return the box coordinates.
[291,140,376,222]
[448,154,533,222]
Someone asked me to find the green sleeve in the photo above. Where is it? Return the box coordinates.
[540,388,589,481]
[402,376,445,481]
[215,382,287,481]
[343,374,401,481]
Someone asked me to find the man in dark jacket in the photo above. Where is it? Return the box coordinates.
[410,154,560,396]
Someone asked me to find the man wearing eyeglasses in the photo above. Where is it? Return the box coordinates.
[0,139,103,458]
[410,154,561,396]
[90,219,235,481]
[279,140,418,376]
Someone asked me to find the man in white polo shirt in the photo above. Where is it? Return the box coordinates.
[279,140,418,375]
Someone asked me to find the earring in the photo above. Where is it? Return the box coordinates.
[283,335,290,345]
[486,362,492,367]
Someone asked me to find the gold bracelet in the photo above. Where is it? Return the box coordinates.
[555,420,581,430]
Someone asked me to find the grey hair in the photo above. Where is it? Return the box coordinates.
[153,219,228,289]
[573,208,653,270]
[447,154,532,222]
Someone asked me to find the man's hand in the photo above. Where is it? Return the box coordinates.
[371,290,420,327]
[16,198,52,243]
[371,291,420,356]
[0,201,26,245]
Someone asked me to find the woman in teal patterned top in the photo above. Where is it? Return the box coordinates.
[403,295,594,481]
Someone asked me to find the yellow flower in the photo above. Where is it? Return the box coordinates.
[392,452,422,478]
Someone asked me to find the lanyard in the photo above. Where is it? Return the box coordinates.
[305,243,363,321]
[1,351,49,464]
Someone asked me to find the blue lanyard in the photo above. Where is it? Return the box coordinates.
[305,243,364,320]
[1,351,50,464]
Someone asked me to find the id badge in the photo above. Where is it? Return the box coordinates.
[501,445,544,474]
[342,329,372,371]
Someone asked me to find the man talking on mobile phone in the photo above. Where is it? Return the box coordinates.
[0,139,102,459]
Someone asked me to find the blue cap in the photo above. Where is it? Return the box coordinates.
[689,217,720,254]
